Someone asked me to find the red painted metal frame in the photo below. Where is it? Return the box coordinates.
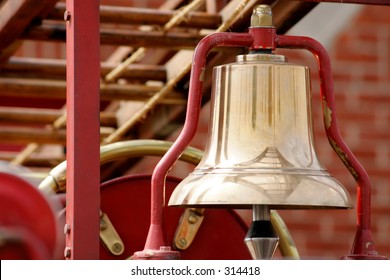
[65,0,100,259]
[146,26,387,259]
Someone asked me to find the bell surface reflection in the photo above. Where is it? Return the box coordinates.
[169,53,352,209]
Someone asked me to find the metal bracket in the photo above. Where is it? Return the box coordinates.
[99,211,125,256]
[173,208,205,250]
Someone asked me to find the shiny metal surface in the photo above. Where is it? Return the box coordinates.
[245,227,279,260]
[99,211,125,256]
[251,5,273,27]
[253,204,270,220]
[244,205,279,260]
[169,53,353,209]
[173,208,205,250]
[270,210,299,259]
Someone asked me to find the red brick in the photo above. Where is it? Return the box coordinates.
[335,51,379,63]
[355,6,390,25]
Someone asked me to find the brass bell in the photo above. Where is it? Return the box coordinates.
[164,5,355,260]
[168,51,352,210]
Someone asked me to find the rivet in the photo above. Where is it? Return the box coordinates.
[159,246,171,251]
[64,247,71,258]
[99,218,107,230]
[177,238,187,248]
[64,10,71,22]
[63,224,71,234]
[111,242,123,254]
[188,214,198,224]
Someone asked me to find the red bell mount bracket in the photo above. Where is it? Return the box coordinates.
[134,24,388,260]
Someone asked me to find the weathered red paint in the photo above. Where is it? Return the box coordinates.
[65,0,100,259]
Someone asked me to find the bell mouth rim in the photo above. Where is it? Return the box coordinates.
[167,171,353,210]
[167,203,353,210]
[191,167,333,176]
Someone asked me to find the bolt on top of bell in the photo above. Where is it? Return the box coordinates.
[251,5,273,27]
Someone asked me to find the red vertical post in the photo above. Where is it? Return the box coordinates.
[65,0,100,259]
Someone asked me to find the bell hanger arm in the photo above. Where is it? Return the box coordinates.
[148,31,254,251]
[275,34,384,259]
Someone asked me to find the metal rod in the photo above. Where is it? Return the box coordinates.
[0,78,184,103]
[0,107,117,127]
[104,0,205,82]
[0,127,66,145]
[253,205,270,221]
[0,126,113,145]
[1,57,167,81]
[0,151,64,167]
[48,2,222,29]
[22,23,203,49]
[65,0,100,260]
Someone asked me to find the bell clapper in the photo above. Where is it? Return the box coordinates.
[244,205,279,260]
